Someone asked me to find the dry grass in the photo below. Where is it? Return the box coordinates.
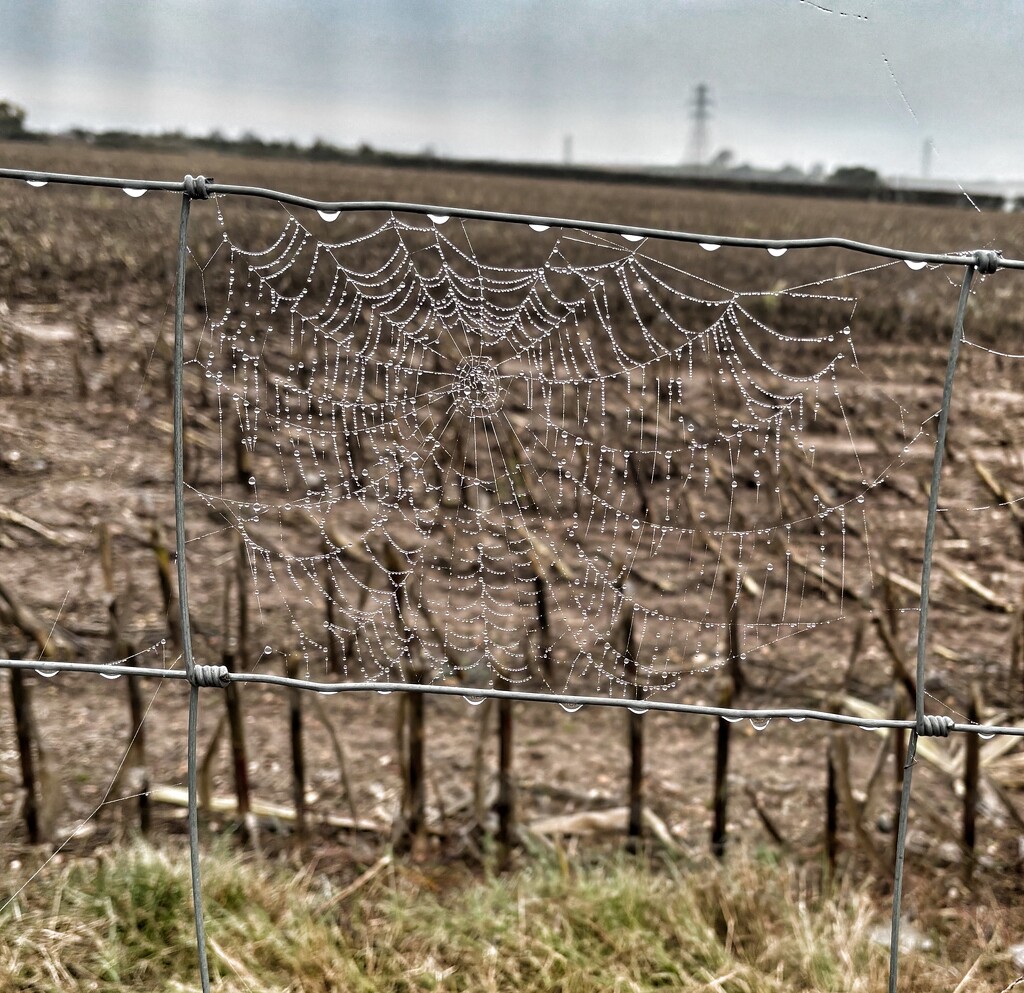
[1,841,1021,992]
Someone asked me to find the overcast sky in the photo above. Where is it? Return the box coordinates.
[1,0,1021,182]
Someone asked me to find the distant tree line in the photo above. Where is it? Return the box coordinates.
[0,98,401,163]
[0,100,34,140]
[3,97,889,189]
[61,125,386,164]
[696,148,884,189]
[826,165,884,188]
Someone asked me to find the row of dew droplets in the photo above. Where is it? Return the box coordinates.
[299,205,946,272]
[721,715,772,730]
[33,639,170,680]
[308,205,812,259]
[24,178,148,197]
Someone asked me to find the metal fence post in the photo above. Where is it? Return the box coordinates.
[887,258,986,993]
[172,175,214,993]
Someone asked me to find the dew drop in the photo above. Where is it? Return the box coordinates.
[101,670,123,679]
[787,716,806,723]
[122,187,146,198]
[978,731,995,740]
[723,715,743,724]
[904,259,928,270]
[529,223,550,232]
[463,694,486,706]
[263,645,273,655]
[749,716,771,731]
[26,179,48,187]
[767,247,788,257]
[621,233,644,242]
[35,667,60,678]
[428,214,449,224]
[699,242,721,252]
[318,209,341,222]
[376,689,393,696]
[559,702,584,713]
[627,705,649,715]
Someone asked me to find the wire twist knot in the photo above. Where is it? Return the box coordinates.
[972,249,1001,275]
[916,714,953,737]
[190,664,230,688]
[183,174,212,200]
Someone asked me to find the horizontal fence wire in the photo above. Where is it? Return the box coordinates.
[1,165,1023,269]
[1,166,1023,993]
[2,658,1023,738]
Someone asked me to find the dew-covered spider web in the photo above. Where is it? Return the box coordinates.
[185,201,954,702]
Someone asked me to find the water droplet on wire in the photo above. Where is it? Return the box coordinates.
[749,716,771,731]
[904,259,928,270]
[318,210,340,222]
[559,702,583,713]
[428,214,449,225]
[767,247,788,257]
[462,694,486,706]
[122,187,146,198]
[25,179,47,188]
[621,233,643,242]
[35,667,60,678]
[529,223,550,232]
[700,242,721,252]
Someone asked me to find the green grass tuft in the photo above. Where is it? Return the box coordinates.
[0,842,1016,991]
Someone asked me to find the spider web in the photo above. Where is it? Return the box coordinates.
[186,202,940,700]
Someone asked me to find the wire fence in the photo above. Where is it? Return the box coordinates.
[1,165,1023,992]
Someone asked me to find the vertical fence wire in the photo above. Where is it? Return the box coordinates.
[171,186,213,993]
[887,264,976,993]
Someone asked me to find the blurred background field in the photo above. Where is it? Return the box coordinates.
[1,141,1024,990]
